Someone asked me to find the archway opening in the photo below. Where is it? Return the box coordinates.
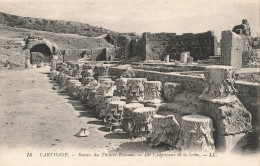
[30,44,52,64]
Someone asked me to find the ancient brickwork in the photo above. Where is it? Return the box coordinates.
[141,31,217,61]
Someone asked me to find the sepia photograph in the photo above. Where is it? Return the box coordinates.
[0,0,259,165]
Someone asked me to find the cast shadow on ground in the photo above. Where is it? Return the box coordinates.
[87,120,103,125]
[109,141,168,153]
[104,132,129,139]
[61,95,98,119]
[98,126,110,132]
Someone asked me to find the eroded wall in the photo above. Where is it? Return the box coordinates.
[141,31,217,61]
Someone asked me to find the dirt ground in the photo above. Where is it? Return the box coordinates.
[0,66,167,153]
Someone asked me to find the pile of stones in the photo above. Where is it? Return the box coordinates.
[49,60,252,153]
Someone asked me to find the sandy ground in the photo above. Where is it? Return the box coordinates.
[0,66,166,153]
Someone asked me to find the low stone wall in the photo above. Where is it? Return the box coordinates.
[109,67,205,93]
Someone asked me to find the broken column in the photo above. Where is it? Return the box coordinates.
[105,100,126,131]
[125,78,147,103]
[177,115,215,152]
[147,114,180,147]
[95,80,116,115]
[144,81,163,104]
[164,55,169,63]
[115,78,128,101]
[99,96,120,119]
[163,82,182,102]
[180,51,190,63]
[85,79,99,107]
[131,107,156,137]
[106,100,126,124]
[199,65,252,152]
[122,103,144,134]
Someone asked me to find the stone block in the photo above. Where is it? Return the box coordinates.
[199,98,252,135]
[215,132,250,153]
[115,78,128,100]
[126,78,147,103]
[200,65,237,103]
[144,81,163,103]
[163,82,182,102]
[220,31,244,69]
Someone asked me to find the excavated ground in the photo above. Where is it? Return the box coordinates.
[0,66,167,153]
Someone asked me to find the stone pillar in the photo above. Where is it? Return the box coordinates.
[164,55,169,63]
[131,107,156,137]
[199,65,252,152]
[147,114,180,147]
[177,115,215,152]
[126,78,147,103]
[24,49,31,69]
[122,103,144,134]
[180,51,190,63]
[144,81,163,104]
[220,31,244,69]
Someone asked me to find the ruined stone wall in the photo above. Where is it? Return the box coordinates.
[107,66,259,122]
[105,33,140,60]
[140,31,217,61]
[129,38,146,60]
[63,48,102,61]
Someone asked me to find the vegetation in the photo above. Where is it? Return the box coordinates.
[0,12,116,37]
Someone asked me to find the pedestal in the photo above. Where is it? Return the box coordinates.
[122,103,144,134]
[177,115,215,152]
[131,107,156,137]
[147,114,180,147]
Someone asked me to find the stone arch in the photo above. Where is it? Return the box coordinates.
[25,38,57,65]
[30,44,52,64]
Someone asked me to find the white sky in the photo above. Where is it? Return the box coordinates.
[0,0,259,40]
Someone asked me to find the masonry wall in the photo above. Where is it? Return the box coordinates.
[140,31,217,61]
[63,48,116,62]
